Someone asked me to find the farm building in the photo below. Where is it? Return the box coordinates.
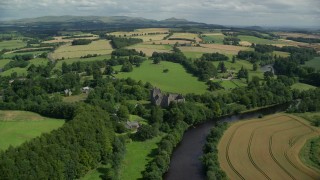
[150,87,185,107]
[125,121,140,129]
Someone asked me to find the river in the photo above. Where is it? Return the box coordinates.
[164,104,288,180]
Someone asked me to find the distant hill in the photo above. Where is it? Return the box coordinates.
[3,16,156,24]
[0,15,224,30]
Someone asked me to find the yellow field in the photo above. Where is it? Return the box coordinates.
[43,34,99,43]
[170,33,202,42]
[275,32,320,39]
[109,28,169,36]
[108,28,169,42]
[239,41,252,46]
[51,40,113,59]
[144,39,192,45]
[179,44,251,55]
[135,28,169,33]
[127,43,172,56]
[218,114,320,180]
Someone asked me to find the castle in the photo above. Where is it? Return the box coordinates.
[150,88,185,107]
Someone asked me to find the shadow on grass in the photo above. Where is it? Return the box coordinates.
[97,167,109,179]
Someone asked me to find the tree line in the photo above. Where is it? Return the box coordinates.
[0,105,114,179]
[201,122,228,180]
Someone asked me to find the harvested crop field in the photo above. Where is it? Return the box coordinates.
[145,40,193,45]
[180,44,251,55]
[170,33,202,42]
[127,44,172,56]
[42,34,99,43]
[275,32,320,39]
[52,40,113,59]
[218,114,320,180]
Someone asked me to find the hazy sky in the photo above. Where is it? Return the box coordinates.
[1,0,319,27]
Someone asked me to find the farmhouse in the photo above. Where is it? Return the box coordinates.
[125,121,140,129]
[150,87,185,107]
[81,86,91,94]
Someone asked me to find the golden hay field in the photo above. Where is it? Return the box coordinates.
[275,32,320,39]
[218,114,320,180]
[127,43,172,56]
[144,40,193,45]
[108,28,169,42]
[239,41,252,46]
[43,34,99,43]
[52,40,113,59]
[170,33,202,42]
[179,44,251,55]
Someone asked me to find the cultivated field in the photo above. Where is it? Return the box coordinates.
[127,43,172,56]
[238,35,288,46]
[114,60,208,94]
[170,33,202,43]
[201,33,225,44]
[0,40,26,50]
[42,34,99,43]
[109,28,169,36]
[200,44,252,54]
[145,39,192,45]
[108,28,169,42]
[275,32,320,39]
[52,40,113,59]
[0,110,64,150]
[218,114,320,180]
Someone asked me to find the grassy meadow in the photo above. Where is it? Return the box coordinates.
[0,59,12,68]
[304,57,320,70]
[1,58,49,76]
[183,51,204,59]
[62,93,88,103]
[119,136,163,180]
[82,135,163,180]
[273,51,290,57]
[54,55,110,69]
[202,33,225,44]
[212,59,264,80]
[115,60,208,94]
[2,50,49,59]
[0,110,65,151]
[291,83,316,91]
[0,40,26,50]
[52,40,113,59]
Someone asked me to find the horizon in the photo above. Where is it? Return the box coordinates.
[1,15,320,30]
[1,0,319,27]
